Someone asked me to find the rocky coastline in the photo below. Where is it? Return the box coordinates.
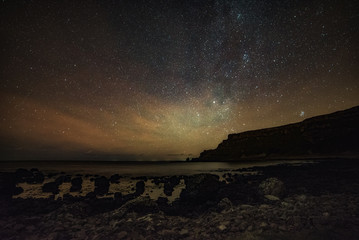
[1,159,359,239]
[195,106,359,161]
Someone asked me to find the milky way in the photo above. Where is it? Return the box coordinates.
[1,0,358,160]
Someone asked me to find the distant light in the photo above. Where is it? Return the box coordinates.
[300,111,305,117]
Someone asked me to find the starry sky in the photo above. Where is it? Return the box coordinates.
[1,0,358,160]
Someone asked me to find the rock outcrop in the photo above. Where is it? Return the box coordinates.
[196,106,359,161]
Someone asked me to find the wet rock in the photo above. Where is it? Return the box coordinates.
[157,197,168,205]
[63,193,76,201]
[180,174,220,204]
[0,172,17,199]
[218,224,227,231]
[70,177,83,192]
[135,181,145,195]
[47,173,59,178]
[259,177,285,198]
[15,168,33,183]
[26,225,36,232]
[295,194,307,202]
[162,176,181,197]
[55,175,71,185]
[117,231,128,239]
[164,183,174,196]
[86,192,96,199]
[31,171,45,184]
[217,198,233,212]
[13,186,24,195]
[179,229,189,236]
[114,192,122,201]
[94,176,109,195]
[264,195,280,201]
[42,181,60,194]
[119,197,159,215]
[110,174,121,183]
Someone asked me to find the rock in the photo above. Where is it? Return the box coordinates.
[13,186,24,195]
[180,174,220,204]
[240,204,254,209]
[218,224,227,231]
[259,204,270,209]
[15,168,33,183]
[114,192,122,201]
[196,106,359,161]
[117,231,128,239]
[164,183,174,196]
[157,197,168,205]
[217,198,233,212]
[32,172,45,184]
[42,182,60,194]
[26,225,36,232]
[14,223,24,231]
[163,176,181,196]
[239,222,248,231]
[179,229,189,236]
[259,177,285,198]
[296,194,307,202]
[14,168,44,184]
[70,177,83,192]
[264,195,280,201]
[86,192,96,199]
[63,193,76,201]
[119,197,159,215]
[135,181,145,195]
[55,175,71,185]
[76,230,87,239]
[94,176,110,195]
[259,222,268,228]
[110,174,121,183]
[47,232,58,240]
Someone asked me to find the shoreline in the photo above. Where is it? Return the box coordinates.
[1,159,359,239]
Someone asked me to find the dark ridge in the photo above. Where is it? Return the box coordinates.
[195,106,359,162]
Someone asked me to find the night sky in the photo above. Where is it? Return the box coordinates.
[1,0,358,160]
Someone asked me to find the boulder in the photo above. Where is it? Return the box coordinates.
[135,181,145,195]
[55,175,71,185]
[180,174,220,204]
[114,192,123,201]
[94,176,109,195]
[0,172,17,198]
[264,195,280,201]
[31,171,45,184]
[164,183,174,196]
[70,177,83,192]
[157,197,168,205]
[110,174,121,183]
[119,196,158,215]
[259,177,285,198]
[13,186,24,195]
[163,176,180,196]
[15,169,33,183]
[217,197,233,212]
[15,168,44,184]
[42,182,60,194]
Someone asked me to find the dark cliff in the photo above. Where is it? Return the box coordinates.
[196,106,359,161]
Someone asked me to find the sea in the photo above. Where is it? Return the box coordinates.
[0,160,308,177]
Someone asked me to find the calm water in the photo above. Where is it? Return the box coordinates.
[0,160,308,177]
